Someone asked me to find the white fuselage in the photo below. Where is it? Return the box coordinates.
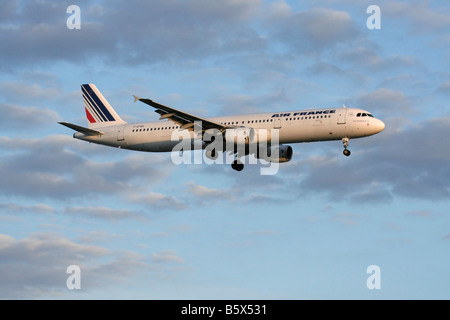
[74,107,385,152]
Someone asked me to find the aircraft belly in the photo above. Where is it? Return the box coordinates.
[127,137,204,152]
[129,140,180,152]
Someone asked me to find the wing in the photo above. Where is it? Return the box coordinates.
[133,95,226,132]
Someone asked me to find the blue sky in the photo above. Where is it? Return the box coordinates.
[0,0,449,299]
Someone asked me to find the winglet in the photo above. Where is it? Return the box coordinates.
[133,95,141,103]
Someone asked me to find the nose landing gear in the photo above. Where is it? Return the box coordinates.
[342,137,351,156]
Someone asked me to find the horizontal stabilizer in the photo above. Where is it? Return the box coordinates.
[133,95,141,103]
[58,122,103,135]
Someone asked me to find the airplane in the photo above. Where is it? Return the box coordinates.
[59,84,385,172]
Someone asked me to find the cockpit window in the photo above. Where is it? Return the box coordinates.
[357,112,375,118]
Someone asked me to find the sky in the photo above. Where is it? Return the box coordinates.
[0,0,449,300]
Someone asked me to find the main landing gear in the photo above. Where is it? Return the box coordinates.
[231,159,244,171]
[342,137,351,157]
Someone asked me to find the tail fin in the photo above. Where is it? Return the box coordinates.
[81,84,126,129]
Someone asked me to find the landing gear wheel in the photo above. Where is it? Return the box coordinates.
[231,160,244,171]
[342,137,351,157]
[206,148,218,160]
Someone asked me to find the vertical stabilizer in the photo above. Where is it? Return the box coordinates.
[81,84,126,129]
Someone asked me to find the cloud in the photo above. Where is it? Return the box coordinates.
[151,250,184,264]
[0,232,110,298]
[127,192,185,211]
[211,75,315,115]
[0,202,55,215]
[0,135,172,200]
[407,210,433,219]
[185,181,288,206]
[63,206,144,221]
[187,182,231,200]
[331,212,360,226]
[0,232,174,298]
[352,88,413,117]
[377,74,426,92]
[266,0,293,20]
[0,82,61,103]
[0,0,264,69]
[437,80,450,96]
[77,231,125,244]
[295,117,450,202]
[242,193,288,205]
[309,0,450,33]
[307,60,370,85]
[0,103,60,131]
[337,47,419,72]
[273,7,360,54]
[383,1,450,33]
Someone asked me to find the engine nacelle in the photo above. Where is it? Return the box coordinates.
[224,127,255,145]
[257,144,293,163]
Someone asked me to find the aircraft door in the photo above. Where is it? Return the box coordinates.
[337,108,347,124]
[117,126,125,141]
[274,118,282,129]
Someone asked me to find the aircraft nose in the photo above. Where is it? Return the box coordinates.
[376,119,385,133]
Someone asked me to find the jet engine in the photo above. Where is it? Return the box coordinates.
[257,144,293,163]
